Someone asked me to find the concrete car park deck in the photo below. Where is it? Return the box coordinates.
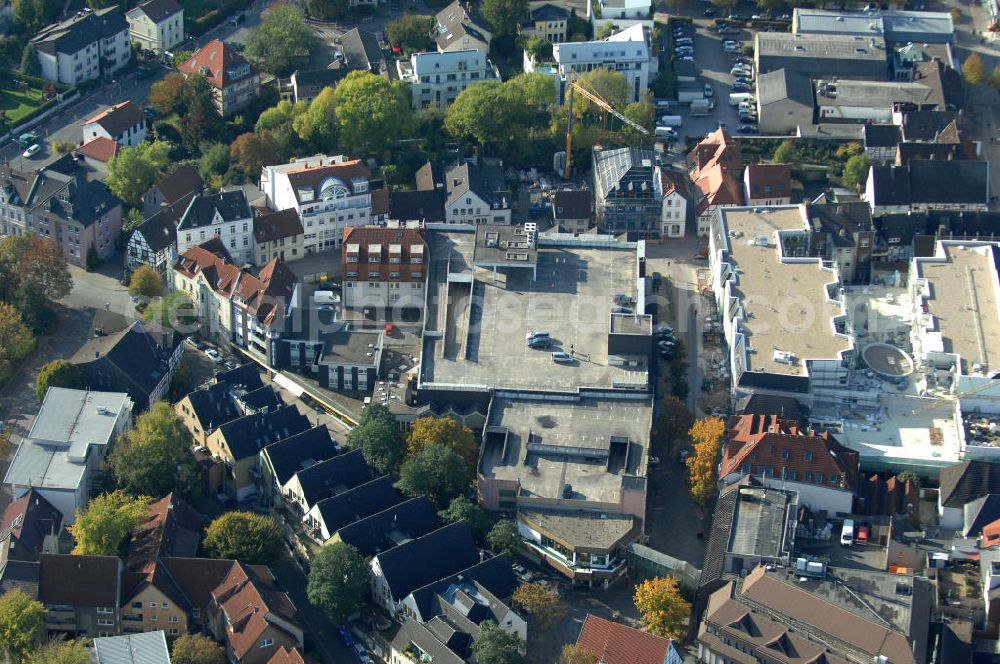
[421,235,649,393]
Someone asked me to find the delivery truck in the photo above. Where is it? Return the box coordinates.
[657,115,683,127]
[690,98,712,116]
[729,92,753,106]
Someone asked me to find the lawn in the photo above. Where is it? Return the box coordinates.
[0,85,46,126]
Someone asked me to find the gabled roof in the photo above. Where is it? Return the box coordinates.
[870,161,990,206]
[154,163,203,206]
[266,648,308,664]
[443,160,509,208]
[963,494,1000,538]
[389,190,446,223]
[552,190,593,220]
[312,475,401,536]
[123,493,203,598]
[82,101,144,139]
[757,68,814,108]
[335,496,440,557]
[180,39,258,89]
[126,0,183,23]
[31,6,127,57]
[406,554,519,622]
[211,562,301,660]
[391,619,465,664]
[134,205,179,254]
[0,560,40,598]
[177,190,251,230]
[0,489,61,556]
[160,556,236,611]
[341,28,384,72]
[594,148,656,200]
[745,164,791,199]
[940,460,1000,508]
[184,370,271,433]
[434,0,491,51]
[75,137,119,163]
[863,123,902,149]
[576,614,673,664]
[290,449,372,507]
[216,405,311,461]
[374,522,480,601]
[38,554,120,606]
[261,426,341,487]
[530,3,570,21]
[253,208,304,244]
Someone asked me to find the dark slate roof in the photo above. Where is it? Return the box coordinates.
[0,560,40,598]
[963,494,1000,537]
[38,554,120,606]
[1,489,62,556]
[154,164,203,206]
[23,155,122,229]
[239,385,282,412]
[374,522,480,601]
[177,190,251,231]
[737,370,810,393]
[136,205,179,254]
[389,190,446,223]
[940,460,1000,508]
[214,363,262,387]
[531,3,570,20]
[128,0,183,23]
[253,208,303,244]
[552,190,593,220]
[71,320,176,410]
[863,124,902,149]
[31,7,127,57]
[391,619,464,664]
[313,475,400,535]
[756,68,814,108]
[186,382,240,432]
[341,28,384,72]
[699,480,743,585]
[262,426,340,488]
[805,201,873,246]
[898,110,959,141]
[434,0,491,52]
[216,405,311,461]
[335,497,441,557]
[293,68,349,89]
[736,394,806,421]
[83,101,144,139]
[869,165,911,206]
[406,554,519,621]
[908,160,989,205]
[289,449,371,506]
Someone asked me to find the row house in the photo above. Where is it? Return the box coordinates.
[342,225,429,314]
[39,554,123,638]
[175,363,282,447]
[0,155,123,267]
[260,155,382,253]
[253,208,305,264]
[743,164,791,207]
[687,128,745,236]
[593,147,687,240]
[176,190,255,266]
[179,39,261,117]
[30,6,131,85]
[125,0,184,55]
[866,159,990,217]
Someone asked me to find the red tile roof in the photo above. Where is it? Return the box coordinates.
[266,647,308,664]
[576,614,673,664]
[75,137,119,163]
[688,129,745,215]
[722,414,859,491]
[211,562,301,660]
[180,39,258,90]
[984,518,1000,547]
[745,164,791,200]
[342,225,428,284]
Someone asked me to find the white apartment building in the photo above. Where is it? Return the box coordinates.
[260,155,376,253]
[398,49,501,109]
[588,0,652,32]
[125,0,184,54]
[30,7,131,85]
[176,190,254,266]
[81,101,146,148]
[553,24,651,103]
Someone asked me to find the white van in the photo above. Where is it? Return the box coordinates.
[840,519,855,546]
[655,126,677,138]
[551,351,573,363]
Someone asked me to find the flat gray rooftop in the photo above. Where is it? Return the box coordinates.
[728,486,792,558]
[318,328,382,367]
[915,243,1000,375]
[717,207,851,376]
[519,509,639,550]
[28,387,130,457]
[472,224,539,267]
[421,234,649,392]
[756,32,887,61]
[482,396,652,503]
[5,440,86,491]
[815,79,940,108]
[610,312,652,335]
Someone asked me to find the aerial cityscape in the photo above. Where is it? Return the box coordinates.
[0,0,999,660]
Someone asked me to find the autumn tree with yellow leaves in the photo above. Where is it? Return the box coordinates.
[685,417,726,510]
[633,576,691,639]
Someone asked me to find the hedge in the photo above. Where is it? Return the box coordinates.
[186,0,253,37]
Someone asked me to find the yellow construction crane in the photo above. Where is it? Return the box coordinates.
[563,70,650,179]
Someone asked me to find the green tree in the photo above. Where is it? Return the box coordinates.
[128,265,164,299]
[28,638,90,664]
[0,302,36,385]
[559,645,598,664]
[109,402,200,499]
[19,44,40,76]
[199,142,232,186]
[106,141,171,207]
[333,71,411,151]
[387,15,435,54]
[348,419,403,475]
[306,542,369,620]
[35,360,81,401]
[398,443,469,508]
[357,402,396,427]
[439,496,492,540]
[772,139,797,164]
[68,490,150,556]
[148,72,187,115]
[0,589,46,662]
[472,621,524,664]
[142,290,199,333]
[203,512,283,564]
[406,416,478,472]
[487,519,521,557]
[15,236,73,300]
[245,3,318,75]
[171,634,225,664]
[842,152,871,190]
[13,280,56,335]
[510,71,557,109]
[521,35,553,62]
[256,99,307,133]
[51,140,76,155]
[482,0,528,35]
[633,575,691,639]
[963,51,986,87]
[296,86,339,148]
[512,583,564,629]
[656,395,694,449]
[230,132,281,178]
[178,76,219,151]
[304,0,349,20]
[576,68,629,114]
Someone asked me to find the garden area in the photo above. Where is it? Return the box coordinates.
[0,82,46,128]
